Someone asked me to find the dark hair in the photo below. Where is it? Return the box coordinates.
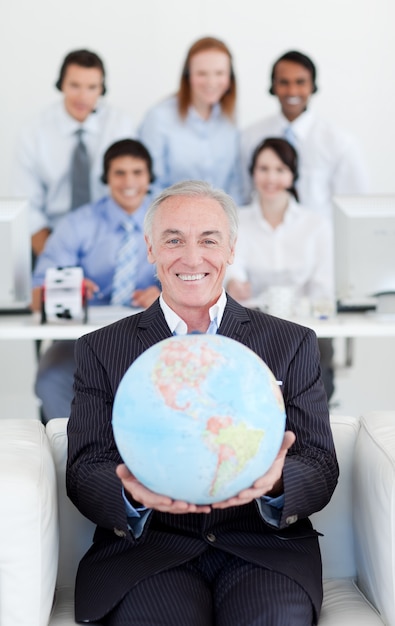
[101,139,155,184]
[55,49,106,94]
[249,137,299,201]
[178,36,236,119]
[269,50,317,95]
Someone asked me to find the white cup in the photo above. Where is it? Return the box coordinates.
[263,286,295,319]
[312,297,334,319]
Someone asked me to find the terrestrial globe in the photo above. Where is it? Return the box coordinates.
[112,334,286,504]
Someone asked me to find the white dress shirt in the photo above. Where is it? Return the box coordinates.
[226,195,334,305]
[159,289,227,335]
[138,96,243,204]
[241,109,369,219]
[14,100,135,234]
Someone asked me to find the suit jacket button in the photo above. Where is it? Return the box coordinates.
[285,515,298,525]
[206,532,216,543]
[114,527,127,537]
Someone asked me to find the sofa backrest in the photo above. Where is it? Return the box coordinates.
[46,414,359,588]
[46,418,95,589]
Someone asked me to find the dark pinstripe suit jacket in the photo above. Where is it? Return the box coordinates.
[67,296,338,623]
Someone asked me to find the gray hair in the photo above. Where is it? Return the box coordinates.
[144,180,238,245]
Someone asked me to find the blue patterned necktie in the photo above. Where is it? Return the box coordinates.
[71,128,91,210]
[111,220,139,306]
[173,318,218,336]
[206,317,218,334]
[283,125,296,148]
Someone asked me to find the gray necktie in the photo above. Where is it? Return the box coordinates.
[71,128,91,210]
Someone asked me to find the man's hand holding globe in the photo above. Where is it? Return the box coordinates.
[116,429,295,514]
[112,334,289,508]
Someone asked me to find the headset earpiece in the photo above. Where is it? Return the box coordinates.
[55,71,106,95]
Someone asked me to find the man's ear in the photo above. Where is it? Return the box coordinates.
[145,235,156,264]
[227,239,237,265]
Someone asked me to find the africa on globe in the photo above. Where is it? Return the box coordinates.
[112,334,286,504]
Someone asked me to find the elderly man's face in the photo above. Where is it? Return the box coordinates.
[146,195,235,315]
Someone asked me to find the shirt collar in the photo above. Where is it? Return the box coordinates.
[103,194,151,231]
[279,108,314,141]
[188,101,222,122]
[56,99,104,136]
[282,195,302,223]
[159,288,227,335]
[251,193,301,228]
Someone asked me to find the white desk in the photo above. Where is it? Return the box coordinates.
[1,307,395,340]
[0,307,139,340]
[297,313,395,338]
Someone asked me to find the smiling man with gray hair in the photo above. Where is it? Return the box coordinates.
[67,180,338,626]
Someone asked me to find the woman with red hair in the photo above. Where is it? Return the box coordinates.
[138,37,242,203]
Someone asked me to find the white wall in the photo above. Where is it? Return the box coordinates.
[1,0,395,195]
[1,0,395,416]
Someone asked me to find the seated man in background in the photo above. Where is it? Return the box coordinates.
[67,180,338,626]
[14,48,134,256]
[32,139,160,422]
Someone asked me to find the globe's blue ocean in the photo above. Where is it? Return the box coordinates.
[113,334,286,504]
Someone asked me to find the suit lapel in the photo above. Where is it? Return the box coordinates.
[132,295,252,349]
[134,299,173,352]
[218,295,252,343]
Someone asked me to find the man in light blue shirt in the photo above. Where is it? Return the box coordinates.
[33,139,160,422]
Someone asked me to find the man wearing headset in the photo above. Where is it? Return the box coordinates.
[14,49,134,256]
[241,50,369,218]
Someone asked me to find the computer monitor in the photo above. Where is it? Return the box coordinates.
[333,195,395,313]
[0,199,31,312]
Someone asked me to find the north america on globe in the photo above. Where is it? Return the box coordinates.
[112,334,286,504]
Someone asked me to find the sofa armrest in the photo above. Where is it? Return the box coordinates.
[311,415,360,580]
[353,411,395,625]
[0,420,59,626]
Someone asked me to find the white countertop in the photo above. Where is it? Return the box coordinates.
[1,306,395,340]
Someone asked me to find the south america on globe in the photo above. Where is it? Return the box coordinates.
[112,334,286,504]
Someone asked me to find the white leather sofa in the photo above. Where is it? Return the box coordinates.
[0,413,394,626]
